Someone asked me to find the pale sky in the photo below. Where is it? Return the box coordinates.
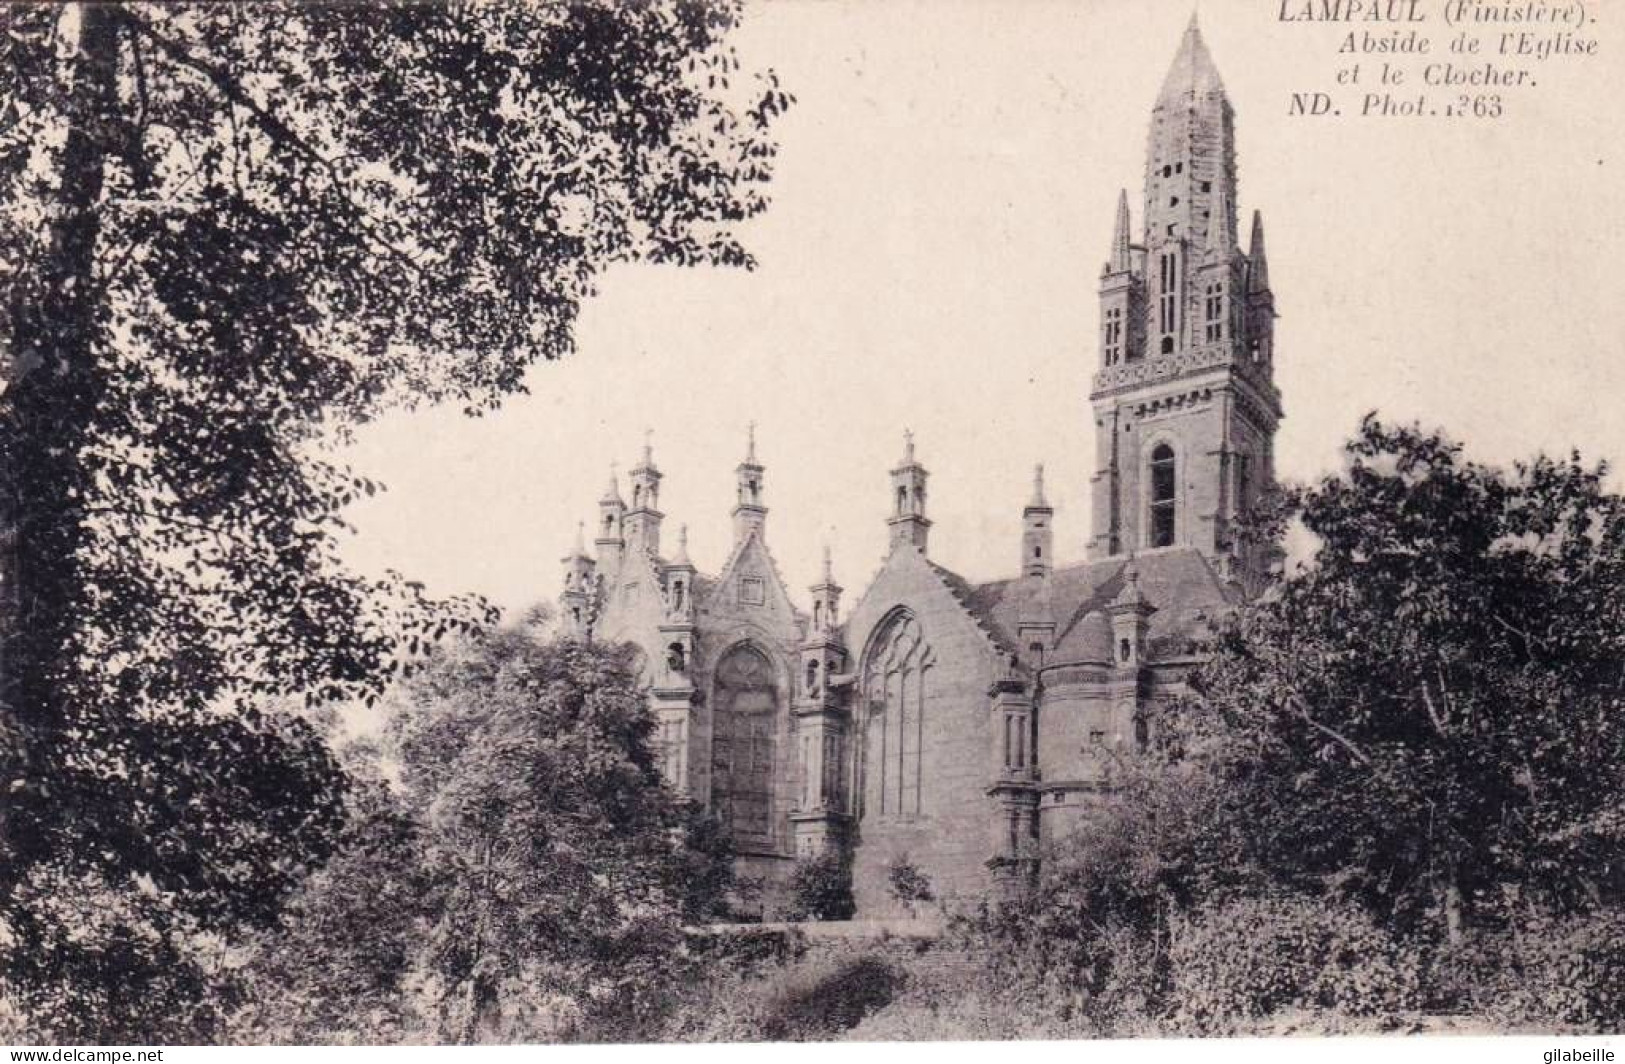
[337,0,1625,618]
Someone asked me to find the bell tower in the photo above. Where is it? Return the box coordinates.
[1087,16,1282,596]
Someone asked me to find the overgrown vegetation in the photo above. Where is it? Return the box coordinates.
[0,0,789,1043]
[855,417,1625,1039]
[9,406,1624,1042]
[220,621,735,1044]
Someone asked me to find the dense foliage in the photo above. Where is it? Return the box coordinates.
[787,847,856,922]
[960,418,1625,1036]
[231,625,733,1044]
[1163,894,1427,1032]
[0,1,785,1039]
[1187,416,1625,934]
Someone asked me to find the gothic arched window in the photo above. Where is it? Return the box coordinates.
[711,645,779,845]
[1149,443,1177,548]
[854,612,933,821]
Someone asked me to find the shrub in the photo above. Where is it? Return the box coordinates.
[786,848,855,922]
[1165,893,1426,1033]
[647,952,904,1042]
[846,964,1098,1042]
[887,856,935,912]
[1491,908,1625,1032]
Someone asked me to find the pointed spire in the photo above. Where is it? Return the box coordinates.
[600,464,623,504]
[637,428,655,470]
[809,541,843,635]
[572,520,587,557]
[902,428,916,466]
[1158,10,1225,104]
[1247,209,1271,293]
[1111,556,1154,612]
[1027,463,1050,510]
[733,426,767,540]
[671,524,693,567]
[1109,188,1132,273]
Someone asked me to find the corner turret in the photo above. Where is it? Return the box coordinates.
[733,423,768,543]
[560,521,595,637]
[624,432,664,558]
[595,467,626,575]
[887,431,931,554]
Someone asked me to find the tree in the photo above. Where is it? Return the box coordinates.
[0,1,786,1036]
[387,622,733,1042]
[227,739,443,1044]
[1184,417,1625,937]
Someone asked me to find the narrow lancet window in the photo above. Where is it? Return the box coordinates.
[1150,443,1177,548]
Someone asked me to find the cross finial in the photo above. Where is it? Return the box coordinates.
[747,420,757,462]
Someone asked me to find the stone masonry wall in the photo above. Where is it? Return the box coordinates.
[840,547,1002,916]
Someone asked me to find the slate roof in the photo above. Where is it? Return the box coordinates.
[946,547,1237,667]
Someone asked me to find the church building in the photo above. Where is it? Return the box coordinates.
[557,19,1282,915]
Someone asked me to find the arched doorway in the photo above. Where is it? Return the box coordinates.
[711,644,779,847]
